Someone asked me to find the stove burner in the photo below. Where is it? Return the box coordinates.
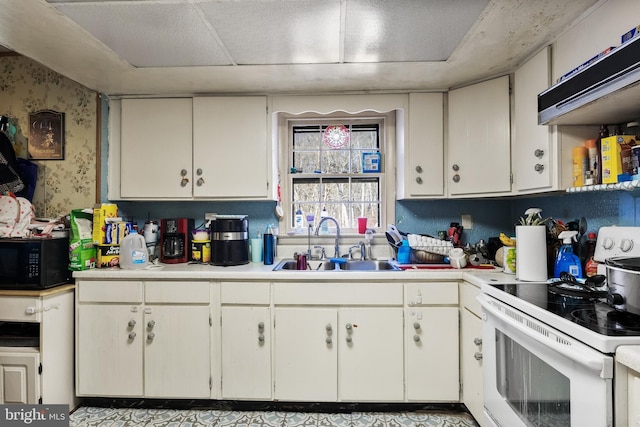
[607,310,640,331]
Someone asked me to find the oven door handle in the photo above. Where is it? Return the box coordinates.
[480,297,610,376]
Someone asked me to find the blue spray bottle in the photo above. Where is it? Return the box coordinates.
[553,230,582,278]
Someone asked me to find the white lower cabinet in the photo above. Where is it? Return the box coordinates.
[405,282,460,401]
[0,351,39,404]
[76,278,466,404]
[273,306,404,402]
[77,303,144,396]
[220,282,272,400]
[274,307,338,401]
[273,282,404,402]
[460,281,484,425]
[76,280,211,398]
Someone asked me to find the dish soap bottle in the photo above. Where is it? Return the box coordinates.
[294,207,304,232]
[554,230,582,278]
[319,206,329,235]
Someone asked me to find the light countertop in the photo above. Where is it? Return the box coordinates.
[72,259,508,282]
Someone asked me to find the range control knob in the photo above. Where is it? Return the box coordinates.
[607,293,625,306]
[602,237,615,250]
[620,239,634,252]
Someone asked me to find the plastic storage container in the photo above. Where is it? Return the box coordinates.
[120,230,148,269]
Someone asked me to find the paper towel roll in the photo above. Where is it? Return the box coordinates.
[515,225,548,282]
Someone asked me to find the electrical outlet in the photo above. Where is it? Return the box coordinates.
[461,214,473,230]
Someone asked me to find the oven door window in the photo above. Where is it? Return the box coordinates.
[496,330,570,426]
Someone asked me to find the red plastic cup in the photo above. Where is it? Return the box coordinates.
[357,217,368,234]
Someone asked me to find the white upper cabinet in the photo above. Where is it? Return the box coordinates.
[120,98,194,199]
[397,93,444,199]
[513,47,555,193]
[114,96,269,200]
[193,96,268,199]
[448,76,511,197]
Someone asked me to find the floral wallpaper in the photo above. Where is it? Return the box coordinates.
[0,55,97,218]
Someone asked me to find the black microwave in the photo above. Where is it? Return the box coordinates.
[0,237,70,289]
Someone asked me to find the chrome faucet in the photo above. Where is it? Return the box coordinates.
[315,216,341,258]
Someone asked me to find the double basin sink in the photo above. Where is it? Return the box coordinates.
[273,259,400,271]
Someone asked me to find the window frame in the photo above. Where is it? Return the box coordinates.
[278,111,396,235]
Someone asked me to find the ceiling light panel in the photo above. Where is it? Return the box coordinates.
[198,0,342,65]
[344,0,489,63]
[48,1,233,67]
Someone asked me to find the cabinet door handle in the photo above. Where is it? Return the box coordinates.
[413,322,420,330]
[258,322,265,331]
[473,337,482,346]
[413,335,421,342]
[452,174,460,183]
[180,177,189,187]
[534,163,544,172]
[180,169,188,177]
[128,332,136,340]
[345,323,352,331]
[534,149,544,158]
[452,164,460,171]
[196,168,203,176]
[326,324,332,332]
[196,177,205,187]
[346,336,352,343]
[325,337,332,344]
[258,334,265,344]
[128,320,136,328]
[147,320,155,329]
[147,332,155,340]
[474,352,483,361]
[415,165,423,173]
[415,177,423,184]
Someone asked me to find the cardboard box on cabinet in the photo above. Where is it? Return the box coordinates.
[601,135,636,184]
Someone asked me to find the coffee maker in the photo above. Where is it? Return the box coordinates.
[160,218,193,264]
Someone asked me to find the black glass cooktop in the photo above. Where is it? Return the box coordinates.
[488,283,640,337]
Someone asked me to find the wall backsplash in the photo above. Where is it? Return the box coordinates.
[0,56,97,218]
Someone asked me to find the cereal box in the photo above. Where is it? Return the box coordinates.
[97,244,120,268]
[92,203,118,244]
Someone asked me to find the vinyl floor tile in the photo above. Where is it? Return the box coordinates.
[70,406,479,427]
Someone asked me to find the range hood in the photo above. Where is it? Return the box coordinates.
[538,35,640,126]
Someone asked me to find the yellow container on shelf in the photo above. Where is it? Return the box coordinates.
[601,135,635,183]
[191,240,211,263]
[572,146,588,186]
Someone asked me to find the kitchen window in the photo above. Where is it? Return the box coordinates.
[282,113,393,234]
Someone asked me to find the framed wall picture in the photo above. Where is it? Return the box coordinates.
[28,110,65,160]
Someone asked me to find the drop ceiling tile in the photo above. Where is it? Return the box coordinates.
[198,0,341,65]
[49,2,232,67]
[344,0,489,63]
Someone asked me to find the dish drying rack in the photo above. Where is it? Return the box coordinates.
[407,234,454,256]
[387,233,454,264]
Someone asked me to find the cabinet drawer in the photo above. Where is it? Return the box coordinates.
[273,282,402,305]
[460,281,481,316]
[145,281,210,304]
[78,281,143,303]
[221,282,270,304]
[405,282,458,306]
[0,296,41,321]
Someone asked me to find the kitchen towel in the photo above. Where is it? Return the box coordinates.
[515,225,548,282]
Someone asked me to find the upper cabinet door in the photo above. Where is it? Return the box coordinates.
[193,96,268,199]
[448,76,511,197]
[514,47,554,193]
[120,98,194,199]
[398,93,444,199]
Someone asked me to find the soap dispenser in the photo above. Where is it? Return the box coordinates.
[554,230,582,278]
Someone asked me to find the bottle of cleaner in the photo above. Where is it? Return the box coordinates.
[294,207,304,232]
[554,230,582,278]
[319,206,329,235]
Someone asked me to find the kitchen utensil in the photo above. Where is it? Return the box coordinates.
[385,231,401,248]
